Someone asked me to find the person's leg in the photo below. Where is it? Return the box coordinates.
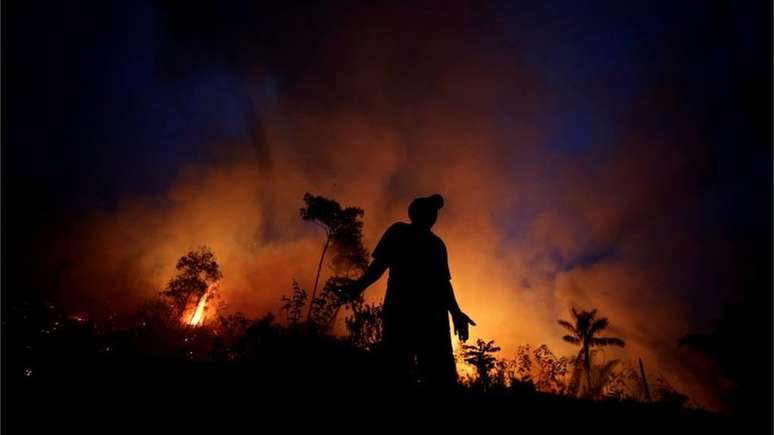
[378,318,415,395]
[416,321,458,393]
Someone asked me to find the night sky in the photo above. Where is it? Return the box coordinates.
[2,0,771,410]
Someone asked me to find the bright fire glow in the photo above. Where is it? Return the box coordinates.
[189,293,208,326]
[186,282,218,327]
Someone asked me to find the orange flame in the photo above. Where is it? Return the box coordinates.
[188,293,208,326]
[187,282,218,327]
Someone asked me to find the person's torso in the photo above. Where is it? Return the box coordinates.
[382,224,449,317]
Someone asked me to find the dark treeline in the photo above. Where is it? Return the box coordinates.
[2,291,733,434]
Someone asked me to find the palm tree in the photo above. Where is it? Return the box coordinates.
[558,308,625,396]
[461,339,501,388]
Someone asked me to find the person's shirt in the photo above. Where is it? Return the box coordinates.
[371,222,451,316]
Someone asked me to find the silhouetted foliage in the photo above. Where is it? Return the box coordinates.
[162,247,222,316]
[603,359,646,401]
[137,297,178,331]
[318,276,358,330]
[653,375,691,408]
[559,308,625,397]
[212,312,251,361]
[533,344,570,394]
[588,357,621,398]
[299,193,369,320]
[491,358,517,389]
[5,297,727,435]
[345,300,383,351]
[309,280,343,328]
[506,344,569,394]
[515,344,533,383]
[280,281,307,325]
[461,339,501,388]
[133,297,188,356]
[278,276,360,333]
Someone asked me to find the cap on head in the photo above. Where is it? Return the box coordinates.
[408,194,444,228]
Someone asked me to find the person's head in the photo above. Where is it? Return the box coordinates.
[408,194,444,230]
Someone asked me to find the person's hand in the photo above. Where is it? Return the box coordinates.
[452,311,476,342]
[335,280,363,303]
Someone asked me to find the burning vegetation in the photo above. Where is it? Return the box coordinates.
[185,282,218,327]
[162,247,223,327]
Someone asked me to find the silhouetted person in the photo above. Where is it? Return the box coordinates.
[339,194,475,391]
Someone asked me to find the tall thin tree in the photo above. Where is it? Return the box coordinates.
[299,193,368,322]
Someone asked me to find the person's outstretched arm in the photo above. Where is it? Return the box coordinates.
[445,280,475,342]
[338,259,387,300]
[355,259,388,291]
